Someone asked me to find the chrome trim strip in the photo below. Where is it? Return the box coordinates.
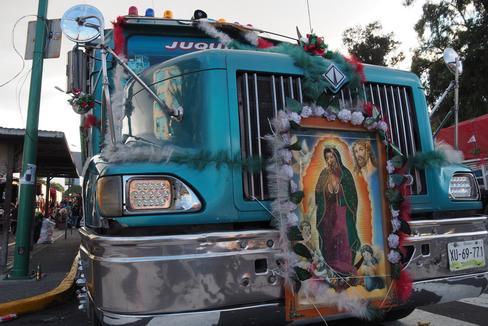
[253,73,265,200]
[369,84,375,105]
[84,248,277,263]
[375,84,385,120]
[407,230,488,242]
[408,216,487,226]
[297,77,303,103]
[340,89,346,109]
[79,227,280,244]
[271,75,278,116]
[389,86,402,154]
[280,76,285,108]
[397,86,410,156]
[382,85,394,146]
[244,73,255,197]
[288,76,294,99]
[403,87,417,155]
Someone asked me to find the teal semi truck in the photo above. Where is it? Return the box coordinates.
[63,5,488,325]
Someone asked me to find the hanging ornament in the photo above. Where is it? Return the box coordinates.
[69,88,95,114]
[300,33,328,56]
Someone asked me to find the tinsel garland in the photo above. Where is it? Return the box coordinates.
[101,142,264,172]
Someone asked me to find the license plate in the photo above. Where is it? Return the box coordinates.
[448,240,486,271]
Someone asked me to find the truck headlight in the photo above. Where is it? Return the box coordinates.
[125,176,201,213]
[448,173,480,200]
[96,176,123,217]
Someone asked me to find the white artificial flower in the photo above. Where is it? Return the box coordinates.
[276,111,290,132]
[280,164,294,179]
[288,111,302,124]
[278,149,292,164]
[386,160,395,174]
[323,110,337,121]
[388,176,396,189]
[388,234,400,248]
[391,217,401,232]
[301,106,313,118]
[377,120,388,133]
[391,209,400,218]
[281,133,291,145]
[313,106,325,117]
[290,180,298,193]
[351,111,365,125]
[337,109,352,122]
[366,121,378,130]
[387,250,401,264]
[284,201,298,212]
[287,212,299,224]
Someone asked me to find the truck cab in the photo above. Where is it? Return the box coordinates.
[69,8,488,326]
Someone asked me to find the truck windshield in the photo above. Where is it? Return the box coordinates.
[124,67,205,149]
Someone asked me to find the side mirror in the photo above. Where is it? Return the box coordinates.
[60,4,104,43]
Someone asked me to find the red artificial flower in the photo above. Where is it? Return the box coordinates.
[363,101,374,116]
[81,102,87,108]
[72,88,81,95]
[89,101,95,108]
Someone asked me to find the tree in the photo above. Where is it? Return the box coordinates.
[407,0,488,129]
[342,21,405,67]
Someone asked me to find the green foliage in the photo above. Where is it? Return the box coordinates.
[287,226,304,241]
[294,266,312,281]
[342,21,405,67]
[408,0,488,129]
[289,191,304,204]
[293,243,313,261]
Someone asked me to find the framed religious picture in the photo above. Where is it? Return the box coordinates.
[285,117,395,320]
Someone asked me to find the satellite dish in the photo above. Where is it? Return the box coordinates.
[443,48,463,75]
[61,4,104,43]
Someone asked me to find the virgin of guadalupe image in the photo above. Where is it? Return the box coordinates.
[315,146,360,280]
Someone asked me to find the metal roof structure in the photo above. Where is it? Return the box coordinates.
[0,127,79,178]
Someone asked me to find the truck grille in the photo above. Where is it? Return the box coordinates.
[237,72,425,201]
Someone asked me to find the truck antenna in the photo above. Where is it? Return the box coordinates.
[306,0,313,33]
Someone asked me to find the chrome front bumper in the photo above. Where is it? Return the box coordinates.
[91,272,488,326]
[79,227,283,315]
[79,215,488,325]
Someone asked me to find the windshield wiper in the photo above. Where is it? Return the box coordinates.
[125,135,162,147]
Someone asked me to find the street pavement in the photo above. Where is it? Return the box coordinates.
[5,293,488,325]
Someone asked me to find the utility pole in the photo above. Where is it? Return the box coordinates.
[9,0,48,279]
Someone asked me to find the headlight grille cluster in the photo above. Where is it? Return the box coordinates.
[448,173,479,200]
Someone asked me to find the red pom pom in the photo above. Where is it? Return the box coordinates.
[345,55,366,83]
[395,270,412,302]
[84,114,97,129]
[112,16,126,55]
[400,200,411,222]
[257,38,273,49]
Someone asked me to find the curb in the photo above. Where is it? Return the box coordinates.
[0,253,80,316]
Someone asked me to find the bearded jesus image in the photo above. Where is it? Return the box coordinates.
[352,140,377,179]
[315,146,360,277]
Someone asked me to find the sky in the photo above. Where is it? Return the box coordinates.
[0,0,424,151]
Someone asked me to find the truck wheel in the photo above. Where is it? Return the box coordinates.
[380,307,415,321]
